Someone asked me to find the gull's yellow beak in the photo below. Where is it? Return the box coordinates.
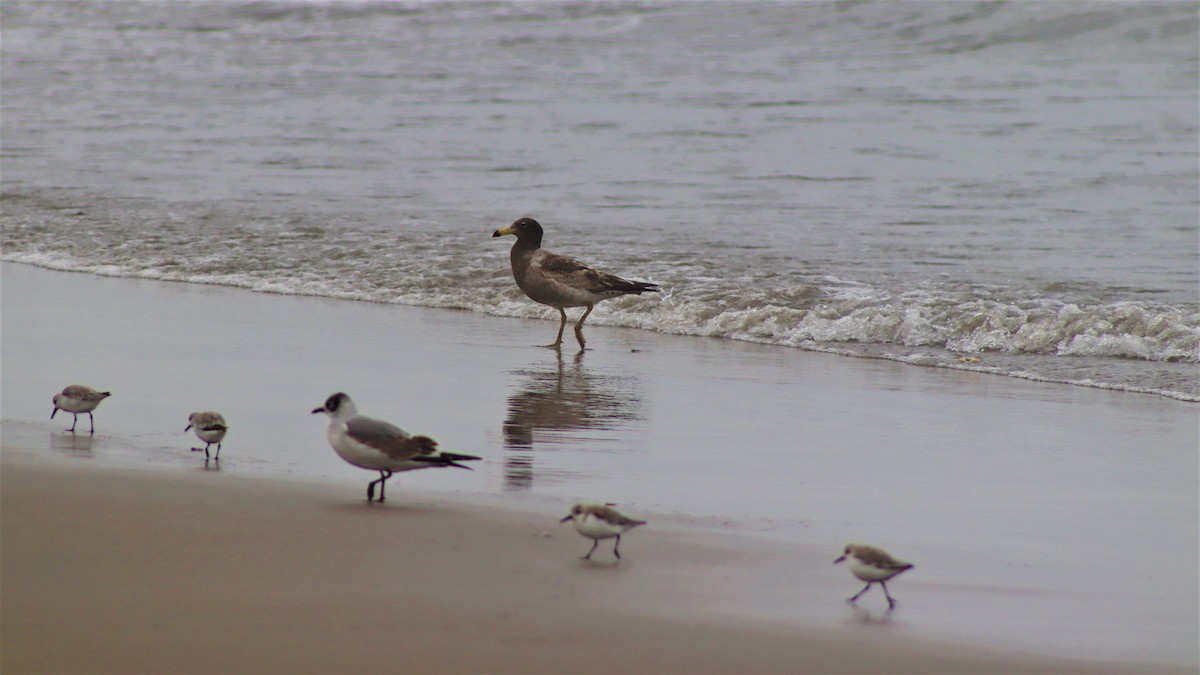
[492,224,516,237]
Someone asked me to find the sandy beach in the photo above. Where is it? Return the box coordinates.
[2,263,1197,673]
[3,451,1151,675]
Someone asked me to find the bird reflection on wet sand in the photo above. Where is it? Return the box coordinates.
[502,350,643,490]
[847,605,896,626]
[50,432,94,455]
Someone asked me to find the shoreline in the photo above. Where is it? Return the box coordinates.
[2,449,1176,675]
[6,257,1197,403]
[3,262,1197,670]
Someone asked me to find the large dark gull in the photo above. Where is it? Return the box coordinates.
[493,217,659,350]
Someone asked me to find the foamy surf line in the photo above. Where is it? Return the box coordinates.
[4,253,1197,402]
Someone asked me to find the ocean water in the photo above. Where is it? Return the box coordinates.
[2,0,1198,400]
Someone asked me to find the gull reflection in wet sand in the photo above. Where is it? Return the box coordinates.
[503,351,643,490]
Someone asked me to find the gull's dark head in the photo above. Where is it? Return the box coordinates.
[312,392,352,416]
[493,217,544,245]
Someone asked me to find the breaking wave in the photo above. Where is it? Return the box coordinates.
[4,192,1196,401]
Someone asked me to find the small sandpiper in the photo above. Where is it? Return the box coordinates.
[559,503,647,561]
[185,411,228,460]
[834,543,914,608]
[51,385,111,434]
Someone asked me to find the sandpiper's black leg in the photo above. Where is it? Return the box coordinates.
[68,413,78,433]
[848,582,873,603]
[583,538,600,560]
[214,442,221,461]
[367,479,377,501]
[88,412,96,434]
[204,444,211,459]
[613,534,622,560]
[881,580,897,608]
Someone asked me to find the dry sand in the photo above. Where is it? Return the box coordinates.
[1,452,1162,675]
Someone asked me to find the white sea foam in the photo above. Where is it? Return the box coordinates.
[5,244,1196,402]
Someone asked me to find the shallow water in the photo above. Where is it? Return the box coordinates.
[2,0,1198,398]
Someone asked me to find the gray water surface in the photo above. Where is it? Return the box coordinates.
[2,0,1198,397]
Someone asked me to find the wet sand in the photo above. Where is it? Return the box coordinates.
[2,262,1197,672]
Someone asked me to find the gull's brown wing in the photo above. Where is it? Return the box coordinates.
[538,252,658,296]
